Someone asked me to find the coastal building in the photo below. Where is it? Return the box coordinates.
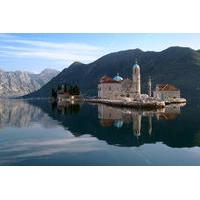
[98,61,141,100]
[97,75,122,100]
[97,59,186,105]
[153,84,180,101]
[57,92,70,103]
[55,84,82,104]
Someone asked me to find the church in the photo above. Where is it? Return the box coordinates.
[98,61,142,100]
[97,60,186,104]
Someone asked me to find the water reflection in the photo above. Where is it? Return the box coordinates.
[0,100,57,128]
[43,101,191,148]
[52,101,81,114]
[3,99,200,165]
[0,99,197,149]
[97,103,185,138]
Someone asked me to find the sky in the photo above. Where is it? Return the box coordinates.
[1,33,200,73]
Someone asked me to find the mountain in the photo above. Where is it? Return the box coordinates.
[23,47,200,101]
[0,68,59,97]
[37,68,60,83]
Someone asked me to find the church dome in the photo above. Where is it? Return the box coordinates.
[113,73,123,81]
[133,60,140,68]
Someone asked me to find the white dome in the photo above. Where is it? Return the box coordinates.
[113,73,123,81]
[133,62,140,68]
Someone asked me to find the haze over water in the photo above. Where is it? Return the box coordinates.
[0,99,199,165]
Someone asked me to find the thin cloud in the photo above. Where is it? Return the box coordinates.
[0,34,107,64]
[0,48,100,62]
[5,38,101,51]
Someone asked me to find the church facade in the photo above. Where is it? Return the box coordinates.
[98,62,141,100]
[97,61,185,104]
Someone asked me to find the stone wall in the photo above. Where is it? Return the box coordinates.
[98,78,136,99]
[121,79,134,97]
[98,83,121,99]
[153,90,180,101]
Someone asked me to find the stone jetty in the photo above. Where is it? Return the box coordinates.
[165,98,187,105]
[85,98,165,109]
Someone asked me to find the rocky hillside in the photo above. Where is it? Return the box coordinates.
[23,47,200,101]
[0,68,59,97]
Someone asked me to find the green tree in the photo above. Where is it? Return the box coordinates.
[57,84,61,91]
[68,85,73,95]
[73,85,80,95]
[64,84,68,92]
[66,84,80,95]
[51,88,57,99]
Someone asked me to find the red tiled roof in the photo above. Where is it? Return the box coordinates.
[156,84,179,91]
[100,76,120,84]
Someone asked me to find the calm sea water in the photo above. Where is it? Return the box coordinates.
[0,99,200,165]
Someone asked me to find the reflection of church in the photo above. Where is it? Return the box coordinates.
[98,104,146,137]
[97,104,185,137]
[98,105,132,128]
[156,104,182,120]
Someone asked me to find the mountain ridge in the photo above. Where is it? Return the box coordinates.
[23,46,200,100]
[0,68,59,97]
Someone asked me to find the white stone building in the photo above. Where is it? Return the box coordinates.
[98,61,141,100]
[153,84,180,101]
[97,61,185,104]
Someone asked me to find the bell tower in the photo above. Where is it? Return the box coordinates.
[148,76,152,97]
[132,60,141,97]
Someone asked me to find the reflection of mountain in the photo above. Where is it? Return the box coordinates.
[3,99,200,149]
[28,100,200,148]
[0,100,57,128]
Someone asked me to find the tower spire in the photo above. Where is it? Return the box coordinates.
[132,59,141,98]
[135,58,137,64]
[148,76,152,97]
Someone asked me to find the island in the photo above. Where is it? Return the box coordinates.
[86,60,186,109]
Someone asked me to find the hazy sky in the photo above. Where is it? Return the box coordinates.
[1,33,200,73]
